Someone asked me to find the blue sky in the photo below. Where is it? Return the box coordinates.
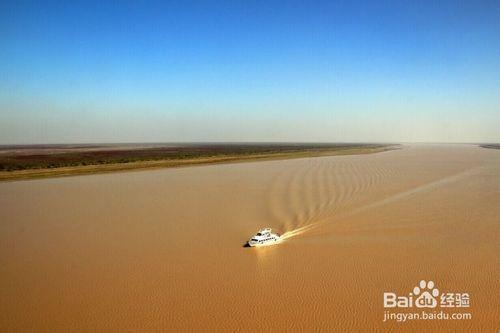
[1,1,499,143]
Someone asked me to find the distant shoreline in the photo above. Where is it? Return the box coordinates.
[480,144,500,150]
[0,143,398,182]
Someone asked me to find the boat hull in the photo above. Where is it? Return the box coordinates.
[248,237,282,247]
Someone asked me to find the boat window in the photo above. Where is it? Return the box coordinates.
[256,233,262,236]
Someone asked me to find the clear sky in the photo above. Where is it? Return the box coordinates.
[1,1,499,143]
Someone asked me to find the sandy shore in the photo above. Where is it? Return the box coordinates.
[0,144,499,331]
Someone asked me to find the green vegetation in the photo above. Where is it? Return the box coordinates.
[0,143,397,181]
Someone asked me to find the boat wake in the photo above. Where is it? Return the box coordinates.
[280,223,320,240]
[267,156,391,241]
[267,154,483,242]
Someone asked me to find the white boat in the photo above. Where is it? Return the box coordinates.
[247,228,281,247]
